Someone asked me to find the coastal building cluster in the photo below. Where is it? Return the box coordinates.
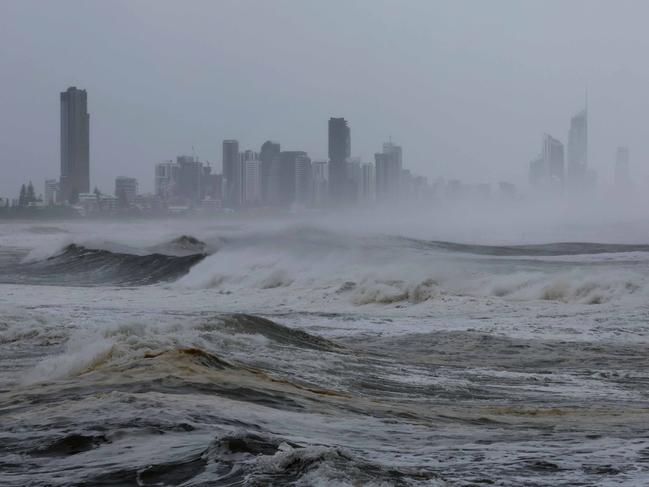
[528,105,631,194]
[152,122,429,213]
[3,86,446,217]
[4,85,633,217]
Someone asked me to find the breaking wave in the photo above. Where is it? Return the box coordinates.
[197,431,439,486]
[176,226,649,306]
[52,431,440,487]
[20,313,340,385]
[4,224,649,304]
[148,234,210,256]
[2,240,207,286]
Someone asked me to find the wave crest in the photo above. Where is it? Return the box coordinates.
[12,243,206,286]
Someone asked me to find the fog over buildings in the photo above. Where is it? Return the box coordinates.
[6,5,649,484]
[3,0,649,209]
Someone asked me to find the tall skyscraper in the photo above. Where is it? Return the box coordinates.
[347,157,361,202]
[359,162,375,203]
[375,141,403,201]
[60,87,90,202]
[544,134,564,190]
[529,155,545,188]
[275,151,307,207]
[567,108,588,189]
[328,117,350,202]
[155,161,180,198]
[199,163,222,202]
[615,146,630,188]
[241,150,261,205]
[176,155,203,204]
[260,141,281,204]
[294,154,312,207]
[530,134,564,191]
[312,161,329,207]
[222,140,240,207]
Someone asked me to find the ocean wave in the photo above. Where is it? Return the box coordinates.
[180,245,648,306]
[200,431,440,486]
[20,314,339,384]
[54,431,440,487]
[148,234,210,256]
[476,270,646,304]
[220,314,341,352]
[349,278,440,305]
[402,237,649,257]
[162,225,649,307]
[6,223,649,304]
[9,243,206,286]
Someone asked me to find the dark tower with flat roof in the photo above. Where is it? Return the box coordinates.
[60,87,89,202]
[328,117,350,202]
[222,139,240,207]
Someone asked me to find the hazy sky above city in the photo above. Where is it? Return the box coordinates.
[2,0,649,197]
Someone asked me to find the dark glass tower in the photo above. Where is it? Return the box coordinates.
[328,117,350,202]
[260,140,281,204]
[222,139,240,207]
[60,87,89,202]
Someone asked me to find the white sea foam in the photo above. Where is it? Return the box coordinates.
[4,217,649,486]
[19,313,277,385]
[20,236,72,263]
[175,225,649,308]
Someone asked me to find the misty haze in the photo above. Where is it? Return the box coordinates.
[2,1,649,486]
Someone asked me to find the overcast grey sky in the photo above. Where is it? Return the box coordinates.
[2,0,649,197]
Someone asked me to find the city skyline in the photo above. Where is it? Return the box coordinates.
[4,4,649,485]
[2,82,638,200]
[3,83,639,212]
[3,1,649,198]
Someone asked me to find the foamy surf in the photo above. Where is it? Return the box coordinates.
[2,220,649,486]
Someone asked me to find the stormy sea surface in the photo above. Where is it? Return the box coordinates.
[1,217,649,486]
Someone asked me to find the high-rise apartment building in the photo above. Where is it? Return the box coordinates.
[274,151,307,207]
[359,163,375,202]
[176,155,203,203]
[241,150,261,205]
[294,154,312,207]
[567,108,588,189]
[347,157,361,202]
[60,87,90,202]
[222,140,240,207]
[375,141,402,201]
[260,141,281,204]
[544,134,564,190]
[155,161,180,198]
[312,161,328,207]
[202,168,223,202]
[328,117,351,201]
[530,134,564,191]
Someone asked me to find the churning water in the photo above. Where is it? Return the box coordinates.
[1,218,649,486]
